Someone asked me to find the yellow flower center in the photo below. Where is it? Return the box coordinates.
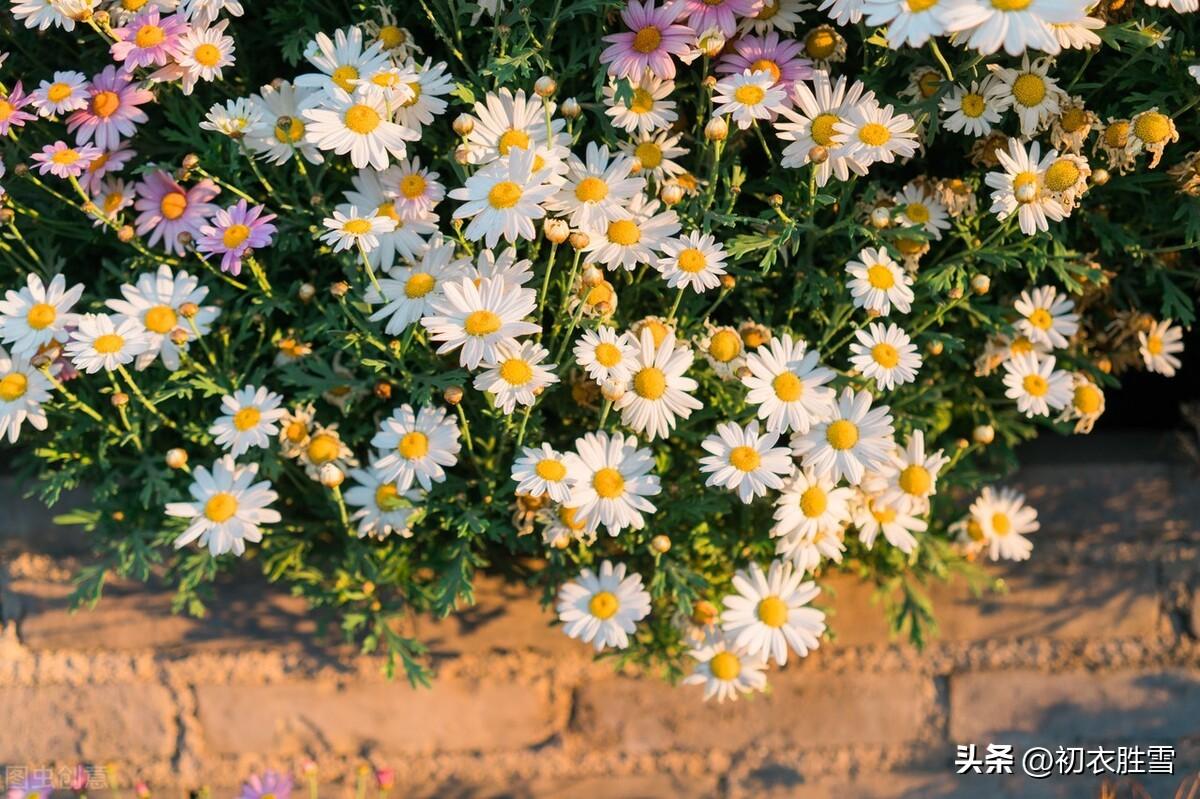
[1133,112,1171,144]
[805,29,837,59]
[575,176,609,203]
[232,406,261,431]
[1011,74,1046,108]
[750,59,781,83]
[487,180,523,209]
[676,248,707,273]
[399,431,429,459]
[967,518,985,542]
[1059,106,1088,133]
[866,264,895,289]
[871,342,900,368]
[122,0,149,9]
[825,419,859,450]
[1146,335,1163,355]
[633,366,667,400]
[709,651,741,681]
[990,0,1032,10]
[1010,336,1035,355]
[1074,383,1102,414]
[632,25,662,54]
[960,93,986,117]
[26,303,56,330]
[1104,121,1130,148]
[0,372,28,402]
[104,191,126,214]
[535,458,567,481]
[47,82,73,102]
[1022,374,1049,397]
[144,304,178,334]
[0,99,17,121]
[734,83,766,106]
[559,505,585,531]
[708,330,741,362]
[1043,159,1080,192]
[594,342,623,367]
[402,81,422,107]
[642,320,670,347]
[634,141,663,168]
[404,272,435,299]
[93,333,125,354]
[858,122,890,147]
[464,310,502,336]
[629,88,655,114]
[222,223,251,249]
[756,595,789,627]
[586,283,615,306]
[588,590,620,619]
[342,218,373,235]
[498,128,531,155]
[92,90,121,118]
[871,502,897,524]
[1027,307,1053,330]
[274,118,305,143]
[160,191,188,220]
[729,445,762,472]
[399,173,427,199]
[991,512,1011,535]
[376,202,402,224]
[374,482,404,511]
[134,23,165,49]
[772,372,803,402]
[307,433,341,464]
[907,0,940,13]
[378,25,406,49]
[344,104,381,134]
[904,202,930,224]
[331,65,360,92]
[799,485,827,517]
[607,219,641,246]
[193,43,222,67]
[756,0,779,18]
[204,492,238,522]
[899,464,931,496]
[1012,171,1039,202]
[810,113,838,147]
[284,420,308,443]
[592,467,626,498]
[499,358,534,385]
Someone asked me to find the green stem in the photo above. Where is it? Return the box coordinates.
[666,287,686,323]
[358,241,383,293]
[117,364,177,429]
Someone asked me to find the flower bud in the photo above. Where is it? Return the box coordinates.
[972,424,995,445]
[176,230,192,246]
[111,391,129,408]
[1091,167,1109,186]
[179,302,199,318]
[970,274,991,295]
[581,264,605,286]
[1097,357,1112,374]
[691,599,718,626]
[869,207,891,229]
[182,153,200,171]
[650,534,671,553]
[452,114,475,137]
[600,379,626,401]
[166,448,189,469]
[768,193,784,208]
[117,224,135,242]
[568,231,590,250]
[534,75,557,98]
[956,437,970,450]
[330,281,350,298]
[0,208,13,225]
[948,286,964,300]
[443,385,464,405]
[561,97,581,119]
[927,340,944,356]
[12,163,30,178]
[700,30,726,57]
[298,282,316,302]
[594,300,613,316]
[544,218,570,244]
[319,463,345,488]
[808,145,829,165]
[705,117,729,142]
[374,380,393,400]
[720,274,736,291]
[169,328,189,346]
[660,182,685,206]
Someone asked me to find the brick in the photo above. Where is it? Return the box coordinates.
[949,669,1200,745]
[570,670,934,752]
[0,684,175,762]
[195,677,558,756]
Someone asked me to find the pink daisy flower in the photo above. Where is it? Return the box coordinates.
[67,66,155,151]
[133,170,220,256]
[80,141,137,194]
[31,141,103,179]
[680,0,761,36]
[0,83,36,136]
[601,0,696,81]
[716,32,812,104]
[91,177,136,227]
[196,199,278,275]
[110,9,190,69]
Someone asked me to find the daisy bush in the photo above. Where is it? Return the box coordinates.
[0,0,1196,694]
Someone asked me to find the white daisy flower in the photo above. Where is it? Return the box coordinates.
[106,264,218,371]
[511,443,573,503]
[1051,14,1103,49]
[166,455,280,557]
[209,384,286,458]
[697,323,747,380]
[1013,285,1079,349]
[939,78,1010,137]
[1002,351,1072,417]
[547,143,645,232]
[200,97,262,138]
[989,55,1064,137]
[831,102,919,168]
[604,74,678,136]
[771,467,854,541]
[421,277,540,370]
[614,328,702,441]
[462,87,568,166]
[473,339,559,414]
[379,156,444,221]
[968,485,1039,561]
[848,322,922,391]
[575,326,638,385]
[0,273,84,359]
[29,70,89,116]
[370,404,462,491]
[179,0,241,25]
[741,0,808,33]
[721,559,825,665]
[246,81,324,165]
[13,0,80,30]
[344,169,438,270]
[700,420,795,504]
[164,19,236,95]
[538,503,596,548]
[863,0,958,47]
[302,86,418,170]
[295,26,391,96]
[712,69,787,130]
[852,492,927,553]
[1040,152,1090,209]
[943,0,1087,56]
[656,231,728,294]
[617,131,689,182]
[583,195,681,272]
[556,560,651,651]
[776,523,845,573]
[893,182,951,240]
[343,465,422,539]
[741,332,836,435]
[392,58,456,133]
[683,637,769,703]
[366,235,470,334]
[1138,319,1184,377]
[818,0,865,25]
[449,147,556,248]
[0,346,50,443]
[64,313,150,374]
[563,430,661,536]
[844,247,915,316]
[471,247,535,289]
[775,73,875,186]
[319,204,396,253]
[870,429,949,514]
[792,387,895,485]
[984,138,1068,236]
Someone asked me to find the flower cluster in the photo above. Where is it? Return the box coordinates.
[0,0,1194,691]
